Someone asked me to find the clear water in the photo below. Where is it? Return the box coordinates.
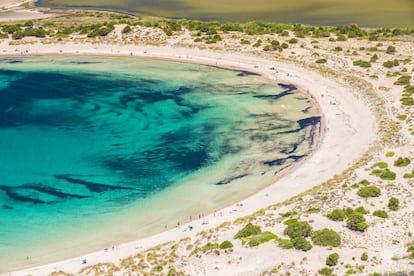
[0,56,318,272]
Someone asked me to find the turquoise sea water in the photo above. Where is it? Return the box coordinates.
[0,56,319,272]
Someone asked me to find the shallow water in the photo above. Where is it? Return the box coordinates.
[37,0,414,27]
[0,56,318,272]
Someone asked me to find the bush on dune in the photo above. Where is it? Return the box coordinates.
[311,228,341,247]
[284,221,312,238]
[234,223,261,239]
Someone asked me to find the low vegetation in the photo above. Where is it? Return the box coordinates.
[316,58,327,64]
[388,197,400,211]
[318,267,334,276]
[385,152,395,157]
[394,75,411,86]
[234,223,261,239]
[284,220,312,238]
[383,59,399,68]
[406,242,414,259]
[361,252,368,261]
[326,209,346,221]
[291,237,312,251]
[277,239,294,249]
[372,210,388,218]
[326,253,339,266]
[353,59,371,68]
[371,168,396,180]
[346,212,368,232]
[311,228,341,247]
[394,157,411,167]
[242,231,278,247]
[403,169,414,178]
[357,185,381,198]
[219,240,233,249]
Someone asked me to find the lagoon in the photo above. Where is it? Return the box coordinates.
[36,0,414,27]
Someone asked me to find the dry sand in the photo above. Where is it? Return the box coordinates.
[0,0,55,22]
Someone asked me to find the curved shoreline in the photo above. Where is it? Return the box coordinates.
[0,44,377,275]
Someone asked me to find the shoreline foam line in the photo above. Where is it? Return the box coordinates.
[0,44,377,276]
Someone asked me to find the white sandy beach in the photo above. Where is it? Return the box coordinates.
[0,0,55,22]
[0,41,377,275]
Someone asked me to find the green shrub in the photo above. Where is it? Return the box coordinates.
[292,237,312,251]
[337,34,347,41]
[371,169,382,176]
[244,231,278,247]
[383,59,399,68]
[234,223,261,239]
[280,30,289,36]
[401,97,414,106]
[370,54,379,62]
[394,157,411,167]
[403,170,414,178]
[277,239,294,249]
[202,242,219,251]
[357,186,381,198]
[283,218,299,225]
[318,267,334,276]
[252,39,262,48]
[316,58,327,64]
[240,38,250,45]
[394,75,411,86]
[353,59,371,68]
[375,162,388,168]
[12,31,24,40]
[284,221,312,238]
[281,211,297,218]
[407,242,414,258]
[386,151,395,157]
[404,84,414,93]
[373,210,388,218]
[327,209,346,221]
[271,39,280,46]
[307,207,321,213]
[379,169,396,180]
[248,239,260,247]
[344,207,354,217]
[355,206,370,214]
[388,197,400,211]
[219,240,233,249]
[334,46,342,51]
[361,252,368,261]
[346,212,368,232]
[2,24,21,34]
[386,45,396,54]
[326,253,339,266]
[398,114,407,120]
[122,25,132,34]
[288,38,298,44]
[311,229,341,247]
[359,179,370,186]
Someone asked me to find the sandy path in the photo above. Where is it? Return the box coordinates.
[0,42,377,276]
